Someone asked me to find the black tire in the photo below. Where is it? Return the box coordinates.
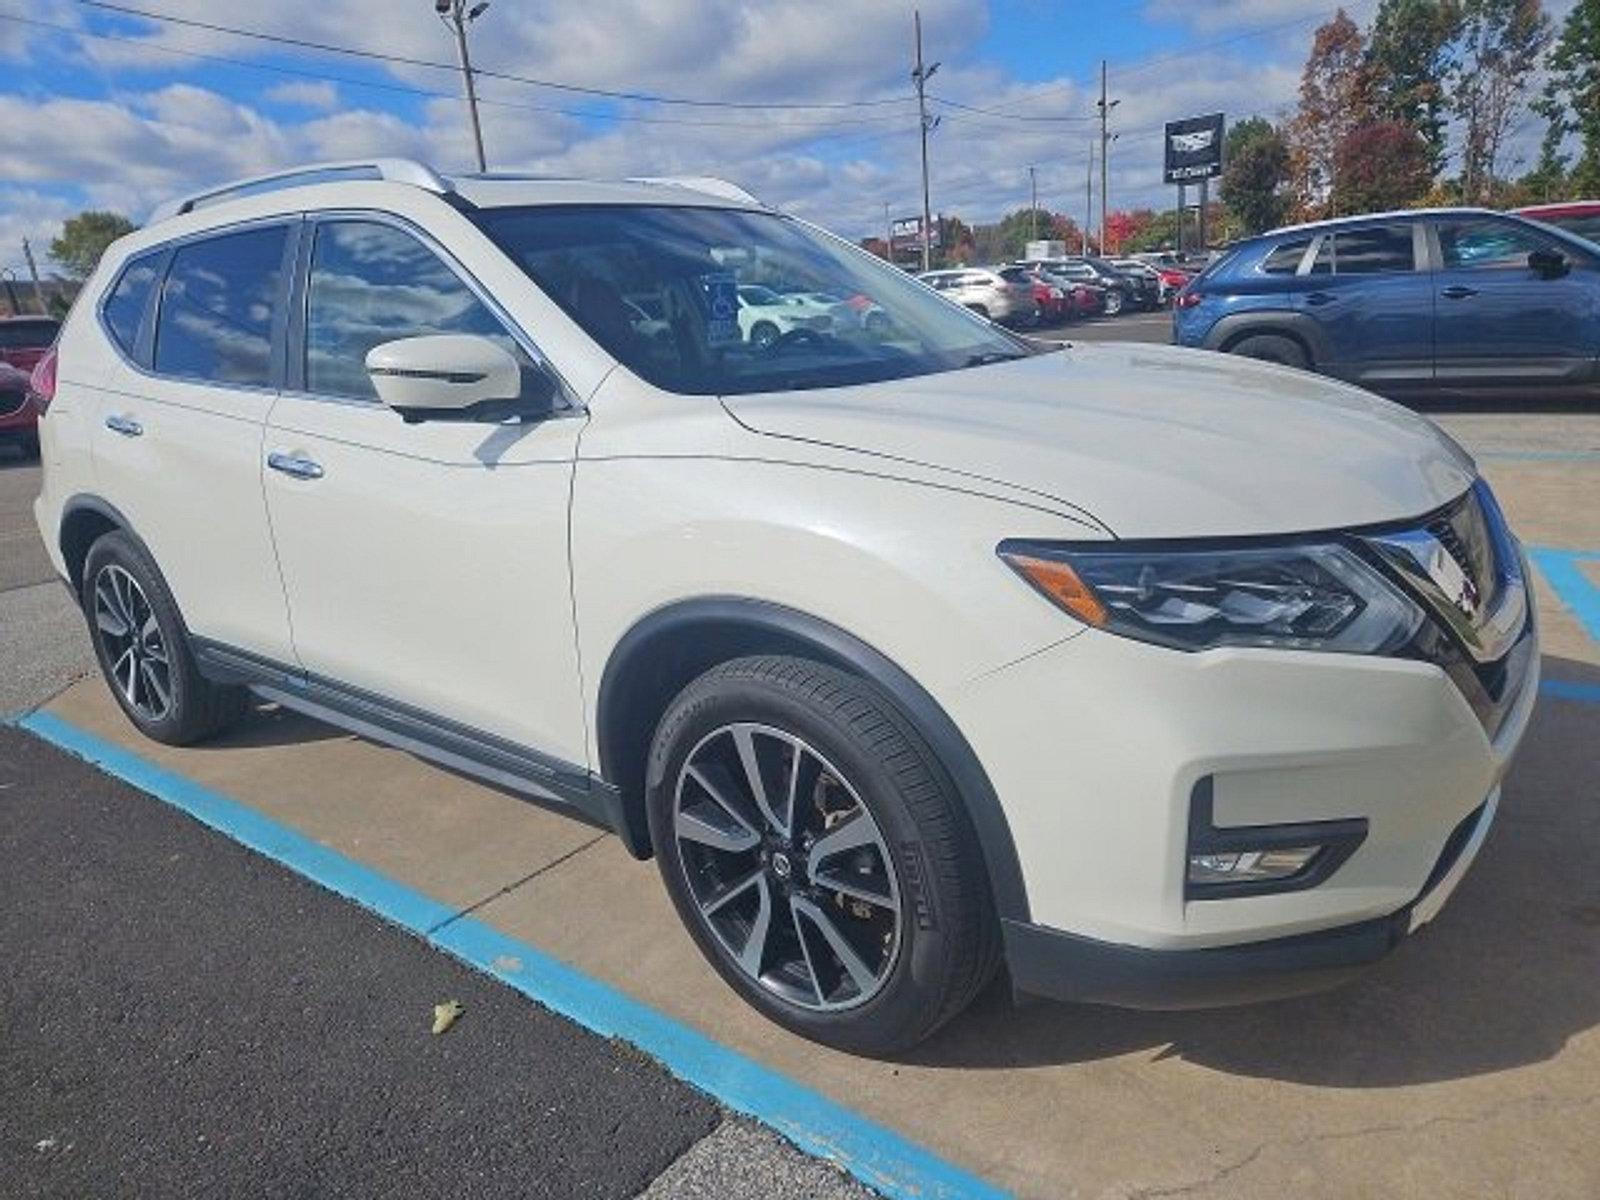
[863,310,890,338]
[964,303,990,320]
[1229,333,1310,370]
[1103,289,1124,316]
[81,530,248,745]
[748,321,780,349]
[646,655,1000,1055]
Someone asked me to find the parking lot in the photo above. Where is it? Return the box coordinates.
[4,377,1599,1199]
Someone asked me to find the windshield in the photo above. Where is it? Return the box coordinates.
[471,205,1041,396]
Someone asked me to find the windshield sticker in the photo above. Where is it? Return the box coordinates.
[700,272,742,346]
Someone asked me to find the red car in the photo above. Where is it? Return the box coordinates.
[1514,201,1600,246]
[0,316,58,459]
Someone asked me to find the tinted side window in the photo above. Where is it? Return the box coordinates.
[1332,225,1415,274]
[1438,219,1548,270]
[102,254,160,357]
[154,227,287,386]
[1260,238,1310,274]
[304,220,515,400]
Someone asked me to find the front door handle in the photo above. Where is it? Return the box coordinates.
[1441,285,1478,300]
[1305,291,1336,306]
[104,414,143,437]
[267,451,324,480]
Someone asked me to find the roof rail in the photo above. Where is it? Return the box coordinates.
[148,159,452,223]
[627,176,762,205]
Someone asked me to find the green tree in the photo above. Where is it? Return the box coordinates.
[1221,117,1292,235]
[1535,0,1600,196]
[1451,0,1552,203]
[1332,120,1434,211]
[1367,0,1461,175]
[48,211,137,280]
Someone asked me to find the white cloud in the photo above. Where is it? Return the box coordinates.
[264,80,340,110]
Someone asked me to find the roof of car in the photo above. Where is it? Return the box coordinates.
[1255,206,1506,239]
[1514,200,1600,216]
[146,158,767,224]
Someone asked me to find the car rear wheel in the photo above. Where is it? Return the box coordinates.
[646,655,1000,1054]
[82,531,248,745]
[748,321,780,349]
[1229,333,1310,370]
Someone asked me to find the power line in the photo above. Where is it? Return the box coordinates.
[0,11,913,131]
[76,0,918,112]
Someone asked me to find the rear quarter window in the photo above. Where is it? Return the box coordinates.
[1259,238,1311,274]
[100,255,160,357]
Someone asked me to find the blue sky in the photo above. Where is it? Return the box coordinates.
[0,0,1564,277]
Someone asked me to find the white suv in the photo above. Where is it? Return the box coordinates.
[32,159,1538,1053]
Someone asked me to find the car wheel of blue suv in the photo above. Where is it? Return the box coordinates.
[1229,333,1309,371]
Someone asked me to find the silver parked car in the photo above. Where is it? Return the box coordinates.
[916,267,1036,325]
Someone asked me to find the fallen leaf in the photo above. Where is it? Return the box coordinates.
[431,999,464,1036]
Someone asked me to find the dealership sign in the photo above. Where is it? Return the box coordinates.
[1164,113,1225,183]
[890,215,941,250]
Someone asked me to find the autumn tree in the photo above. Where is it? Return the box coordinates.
[1534,0,1600,196]
[1221,117,1292,234]
[1288,10,1376,218]
[49,211,136,280]
[1332,120,1434,211]
[1367,0,1461,174]
[1451,0,1552,203]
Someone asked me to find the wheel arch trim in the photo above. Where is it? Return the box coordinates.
[58,493,147,597]
[1204,310,1326,362]
[596,595,1031,923]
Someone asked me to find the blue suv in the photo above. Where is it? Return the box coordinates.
[1172,208,1600,400]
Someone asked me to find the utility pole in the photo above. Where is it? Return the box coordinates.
[1096,60,1118,254]
[911,11,940,272]
[1029,165,1038,242]
[21,239,46,315]
[436,0,489,173]
[1084,143,1094,254]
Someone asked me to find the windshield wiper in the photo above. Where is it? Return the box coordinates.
[963,351,1028,367]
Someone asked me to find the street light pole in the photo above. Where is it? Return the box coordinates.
[911,10,940,273]
[1029,165,1038,242]
[436,0,489,173]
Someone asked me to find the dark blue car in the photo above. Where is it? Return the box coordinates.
[1172,208,1600,400]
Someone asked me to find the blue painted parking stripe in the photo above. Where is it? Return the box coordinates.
[1541,679,1600,705]
[1529,546,1600,646]
[13,709,1009,1200]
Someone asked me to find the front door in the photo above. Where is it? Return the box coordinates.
[1430,215,1599,392]
[261,215,588,768]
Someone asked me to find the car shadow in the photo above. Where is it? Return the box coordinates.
[908,653,1600,1087]
[197,699,348,750]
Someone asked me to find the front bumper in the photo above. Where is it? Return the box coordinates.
[1003,790,1500,1009]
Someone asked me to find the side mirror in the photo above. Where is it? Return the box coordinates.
[365,334,556,425]
[1529,248,1569,279]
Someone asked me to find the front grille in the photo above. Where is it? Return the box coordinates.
[1358,481,1534,737]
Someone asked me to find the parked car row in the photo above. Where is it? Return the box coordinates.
[917,254,1199,328]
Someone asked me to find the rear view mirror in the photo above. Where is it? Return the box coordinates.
[1529,248,1569,279]
[365,334,556,424]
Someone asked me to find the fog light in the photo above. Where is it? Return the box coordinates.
[1188,847,1321,886]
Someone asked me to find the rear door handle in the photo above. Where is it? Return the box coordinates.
[104,414,143,437]
[1441,285,1478,300]
[267,451,324,480]
[1305,291,1336,306]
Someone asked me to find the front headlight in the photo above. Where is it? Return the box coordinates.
[998,540,1423,653]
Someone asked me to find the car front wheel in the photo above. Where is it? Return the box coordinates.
[646,655,999,1054]
[1102,290,1124,316]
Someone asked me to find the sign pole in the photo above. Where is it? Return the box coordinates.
[1198,176,1209,252]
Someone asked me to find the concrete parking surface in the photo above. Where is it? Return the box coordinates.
[3,384,1600,1197]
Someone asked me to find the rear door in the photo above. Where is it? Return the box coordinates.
[1299,222,1433,390]
[88,222,298,661]
[1429,214,1600,392]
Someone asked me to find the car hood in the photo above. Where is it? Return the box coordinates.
[722,342,1476,538]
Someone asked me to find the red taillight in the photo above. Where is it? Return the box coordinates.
[29,347,57,416]
[1175,290,1203,310]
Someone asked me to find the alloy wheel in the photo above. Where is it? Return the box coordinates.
[92,563,173,722]
[672,723,903,1012]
